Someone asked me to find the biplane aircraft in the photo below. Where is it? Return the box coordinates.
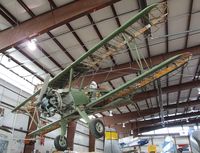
[12,2,192,151]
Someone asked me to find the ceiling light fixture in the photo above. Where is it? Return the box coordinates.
[27,39,37,51]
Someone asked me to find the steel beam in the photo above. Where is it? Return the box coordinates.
[132,80,200,102]
[0,3,55,79]
[89,131,96,152]
[66,121,77,151]
[0,4,18,26]
[113,111,200,133]
[110,4,134,113]
[185,0,194,48]
[101,99,200,126]
[133,118,200,136]
[17,0,35,17]
[48,0,57,9]
[175,0,194,115]
[17,0,75,63]
[0,0,120,52]
[185,57,200,113]
[23,111,39,153]
[110,4,133,62]
[15,46,55,77]
[13,1,64,71]
[87,13,127,89]
[73,45,200,86]
[117,118,200,138]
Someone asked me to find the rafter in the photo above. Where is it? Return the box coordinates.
[110,4,133,62]
[0,3,54,80]
[0,63,35,85]
[101,99,200,126]
[87,12,132,114]
[87,14,118,67]
[110,4,137,113]
[48,0,57,9]
[132,80,200,103]
[175,0,194,115]
[0,0,121,52]
[17,0,75,63]
[136,0,158,117]
[0,4,18,26]
[17,0,35,17]
[185,0,194,48]
[116,117,200,137]
[17,0,72,71]
[47,32,75,62]
[184,57,200,113]
[114,111,200,134]
[15,46,54,77]
[5,54,43,81]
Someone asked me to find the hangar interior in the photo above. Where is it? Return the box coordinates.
[0,0,200,153]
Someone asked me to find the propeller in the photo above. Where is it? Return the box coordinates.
[36,74,50,106]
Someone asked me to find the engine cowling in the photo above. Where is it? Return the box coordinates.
[39,89,58,117]
[39,89,75,117]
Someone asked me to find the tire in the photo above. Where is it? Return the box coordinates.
[54,135,67,151]
[89,119,105,138]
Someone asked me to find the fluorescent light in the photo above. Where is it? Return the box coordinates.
[27,39,37,50]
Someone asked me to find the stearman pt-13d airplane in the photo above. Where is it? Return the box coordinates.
[12,2,192,151]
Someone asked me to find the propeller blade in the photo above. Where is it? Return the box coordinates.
[37,74,50,106]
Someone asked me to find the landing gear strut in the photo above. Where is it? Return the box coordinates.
[89,119,105,138]
[54,135,67,151]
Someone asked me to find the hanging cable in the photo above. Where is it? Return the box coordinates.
[156,78,165,127]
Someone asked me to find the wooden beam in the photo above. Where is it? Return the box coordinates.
[0,0,120,52]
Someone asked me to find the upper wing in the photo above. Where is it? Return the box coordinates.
[48,3,159,88]
[87,52,192,108]
[12,3,162,112]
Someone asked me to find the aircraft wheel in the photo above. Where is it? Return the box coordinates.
[89,119,105,138]
[54,135,67,151]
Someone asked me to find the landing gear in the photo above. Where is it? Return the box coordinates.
[54,135,67,151]
[89,119,105,138]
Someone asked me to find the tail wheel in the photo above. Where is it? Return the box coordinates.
[54,135,67,151]
[89,119,105,138]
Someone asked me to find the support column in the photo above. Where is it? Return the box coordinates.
[24,85,40,153]
[66,121,77,150]
[89,131,96,152]
[23,112,38,153]
[188,134,193,153]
